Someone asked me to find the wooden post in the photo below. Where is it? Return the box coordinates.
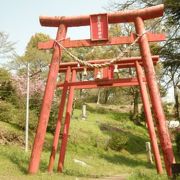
[146,142,153,164]
[57,70,76,172]
[134,17,175,176]
[82,103,87,120]
[48,67,71,172]
[28,24,67,174]
[135,61,163,174]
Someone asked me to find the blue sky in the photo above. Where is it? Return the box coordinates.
[0,1,174,102]
[0,0,113,55]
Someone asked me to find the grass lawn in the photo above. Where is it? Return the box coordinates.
[0,104,172,179]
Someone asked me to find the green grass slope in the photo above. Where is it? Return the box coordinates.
[0,104,168,180]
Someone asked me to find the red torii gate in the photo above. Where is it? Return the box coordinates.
[28,4,175,177]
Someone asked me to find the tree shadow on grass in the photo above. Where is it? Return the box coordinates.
[109,111,131,122]
[100,153,154,169]
[0,148,28,173]
[86,104,131,122]
[63,169,100,179]
[99,123,149,154]
[0,146,49,174]
[125,132,148,154]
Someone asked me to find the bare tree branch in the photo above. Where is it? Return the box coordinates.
[0,32,15,59]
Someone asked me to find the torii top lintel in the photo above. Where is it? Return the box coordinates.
[39,4,164,27]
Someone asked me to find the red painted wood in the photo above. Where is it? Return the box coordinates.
[135,61,163,174]
[57,56,159,72]
[38,33,165,49]
[103,67,111,79]
[48,67,71,172]
[135,17,175,177]
[28,24,67,174]
[93,67,111,80]
[39,5,164,27]
[59,81,139,89]
[57,70,76,172]
[90,14,108,41]
[58,64,145,72]
[146,32,166,42]
[57,77,142,89]
[109,66,114,79]
[29,4,175,176]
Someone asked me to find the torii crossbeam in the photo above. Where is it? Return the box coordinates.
[28,4,175,177]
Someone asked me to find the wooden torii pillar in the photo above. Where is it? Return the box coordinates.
[28,4,175,177]
[49,56,163,174]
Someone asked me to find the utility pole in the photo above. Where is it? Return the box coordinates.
[25,63,30,152]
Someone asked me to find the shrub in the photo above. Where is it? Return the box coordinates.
[0,100,18,125]
[48,101,59,133]
[129,169,167,180]
[175,132,180,155]
[0,100,38,130]
[17,109,38,130]
[74,98,84,109]
[108,132,128,151]
[86,104,107,114]
[162,102,174,118]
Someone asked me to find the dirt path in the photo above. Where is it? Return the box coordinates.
[98,174,129,180]
[75,173,129,180]
[89,174,129,180]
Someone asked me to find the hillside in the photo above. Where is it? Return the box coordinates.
[0,104,168,180]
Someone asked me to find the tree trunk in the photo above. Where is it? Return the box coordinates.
[104,89,110,104]
[79,73,83,98]
[97,89,101,104]
[173,86,180,119]
[132,89,141,125]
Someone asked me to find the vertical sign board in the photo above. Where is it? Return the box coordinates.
[94,67,113,80]
[90,14,108,41]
